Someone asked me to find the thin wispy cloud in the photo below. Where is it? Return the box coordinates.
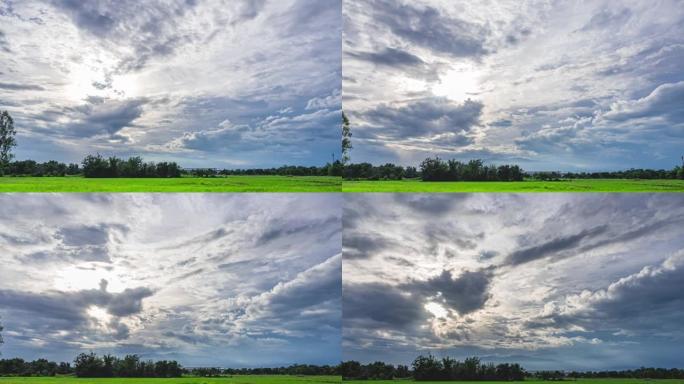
[343,0,684,170]
[0,0,341,167]
[0,194,341,367]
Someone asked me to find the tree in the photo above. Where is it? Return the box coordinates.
[0,111,17,170]
[0,316,3,355]
[73,352,104,377]
[342,111,352,164]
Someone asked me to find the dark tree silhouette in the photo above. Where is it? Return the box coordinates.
[0,111,17,170]
[342,111,352,164]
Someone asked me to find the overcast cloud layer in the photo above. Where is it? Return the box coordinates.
[0,194,341,366]
[343,0,684,171]
[343,194,684,370]
[0,0,341,167]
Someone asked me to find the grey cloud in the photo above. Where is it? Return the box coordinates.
[0,29,11,52]
[362,97,483,140]
[0,279,153,337]
[305,89,341,110]
[168,106,341,153]
[580,7,632,32]
[394,194,470,215]
[346,47,439,80]
[539,253,684,336]
[505,225,609,266]
[343,282,427,330]
[602,81,684,123]
[50,0,199,72]
[0,82,45,91]
[57,224,111,246]
[402,269,492,315]
[34,97,148,139]
[343,233,390,260]
[368,0,490,58]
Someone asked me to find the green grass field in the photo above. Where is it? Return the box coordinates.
[0,176,341,192]
[0,374,341,384]
[347,380,684,384]
[342,179,684,192]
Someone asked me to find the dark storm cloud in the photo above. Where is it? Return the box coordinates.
[0,82,45,91]
[0,279,154,338]
[362,97,483,140]
[504,225,609,266]
[343,282,427,330]
[402,269,492,315]
[367,0,490,58]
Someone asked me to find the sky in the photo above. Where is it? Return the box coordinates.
[0,0,341,168]
[343,0,684,171]
[343,194,684,370]
[0,194,341,367]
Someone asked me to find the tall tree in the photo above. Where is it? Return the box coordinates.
[0,317,4,355]
[342,111,352,164]
[0,111,17,169]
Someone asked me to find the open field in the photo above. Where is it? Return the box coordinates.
[0,374,341,384]
[347,380,684,384]
[0,176,341,192]
[342,179,684,192]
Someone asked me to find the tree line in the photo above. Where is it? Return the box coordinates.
[185,161,342,177]
[340,356,525,381]
[531,167,684,181]
[343,158,684,182]
[344,158,524,182]
[340,355,684,381]
[0,156,342,178]
[190,364,340,377]
[0,354,339,378]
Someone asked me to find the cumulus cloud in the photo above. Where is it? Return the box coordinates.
[362,97,483,141]
[536,252,684,336]
[0,194,341,366]
[0,0,340,167]
[602,81,684,123]
[366,0,490,58]
[344,0,684,169]
[343,194,684,369]
[0,279,153,340]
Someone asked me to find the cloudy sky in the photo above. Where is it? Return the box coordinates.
[0,194,341,366]
[343,0,684,171]
[0,0,341,167]
[343,194,684,370]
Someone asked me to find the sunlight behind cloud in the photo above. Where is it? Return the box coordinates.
[432,65,482,102]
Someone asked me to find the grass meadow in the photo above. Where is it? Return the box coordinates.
[342,179,684,192]
[0,374,341,384]
[0,176,342,192]
[345,380,684,384]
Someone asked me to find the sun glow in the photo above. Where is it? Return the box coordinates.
[53,265,125,292]
[433,65,482,102]
[87,305,113,329]
[425,302,449,318]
